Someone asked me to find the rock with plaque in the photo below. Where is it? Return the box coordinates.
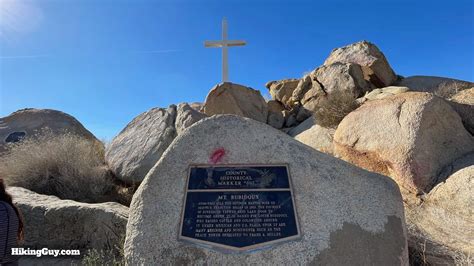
[179,165,300,251]
[125,115,408,265]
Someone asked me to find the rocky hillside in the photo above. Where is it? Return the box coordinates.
[0,40,472,265]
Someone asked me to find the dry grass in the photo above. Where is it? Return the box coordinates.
[0,131,124,203]
[406,204,473,266]
[407,223,472,266]
[314,92,360,128]
[82,233,125,266]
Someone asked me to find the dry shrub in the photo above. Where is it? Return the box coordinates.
[0,132,117,203]
[434,82,465,99]
[314,92,360,128]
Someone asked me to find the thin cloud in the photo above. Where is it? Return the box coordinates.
[0,54,50,59]
[0,0,44,39]
[0,49,180,60]
[131,49,181,54]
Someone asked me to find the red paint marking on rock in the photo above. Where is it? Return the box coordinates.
[209,148,226,164]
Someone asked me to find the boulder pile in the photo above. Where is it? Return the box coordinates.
[2,40,472,265]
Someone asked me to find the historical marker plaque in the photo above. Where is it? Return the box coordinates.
[179,164,301,252]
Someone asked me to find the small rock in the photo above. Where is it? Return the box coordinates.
[291,75,314,104]
[266,100,285,129]
[294,124,336,155]
[295,105,312,122]
[285,113,297,127]
[287,116,315,137]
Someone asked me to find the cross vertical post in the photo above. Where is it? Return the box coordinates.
[222,18,229,82]
[205,18,246,83]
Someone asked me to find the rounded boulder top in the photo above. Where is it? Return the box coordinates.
[0,108,98,152]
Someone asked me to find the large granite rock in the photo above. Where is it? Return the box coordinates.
[8,187,128,251]
[105,106,177,183]
[265,79,300,107]
[301,63,370,113]
[395,76,473,98]
[334,92,474,194]
[448,88,474,135]
[0,108,98,154]
[406,153,474,260]
[203,82,268,123]
[315,63,370,97]
[324,41,397,87]
[125,115,408,265]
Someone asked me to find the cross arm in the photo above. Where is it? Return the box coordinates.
[226,40,246,47]
[204,41,224,47]
[204,40,247,47]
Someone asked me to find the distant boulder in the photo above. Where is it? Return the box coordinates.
[188,102,204,111]
[203,82,268,123]
[265,79,299,108]
[395,76,473,98]
[0,108,98,153]
[175,103,208,135]
[324,40,397,87]
[334,92,474,194]
[357,86,410,104]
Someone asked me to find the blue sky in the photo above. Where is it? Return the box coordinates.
[1,0,473,140]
